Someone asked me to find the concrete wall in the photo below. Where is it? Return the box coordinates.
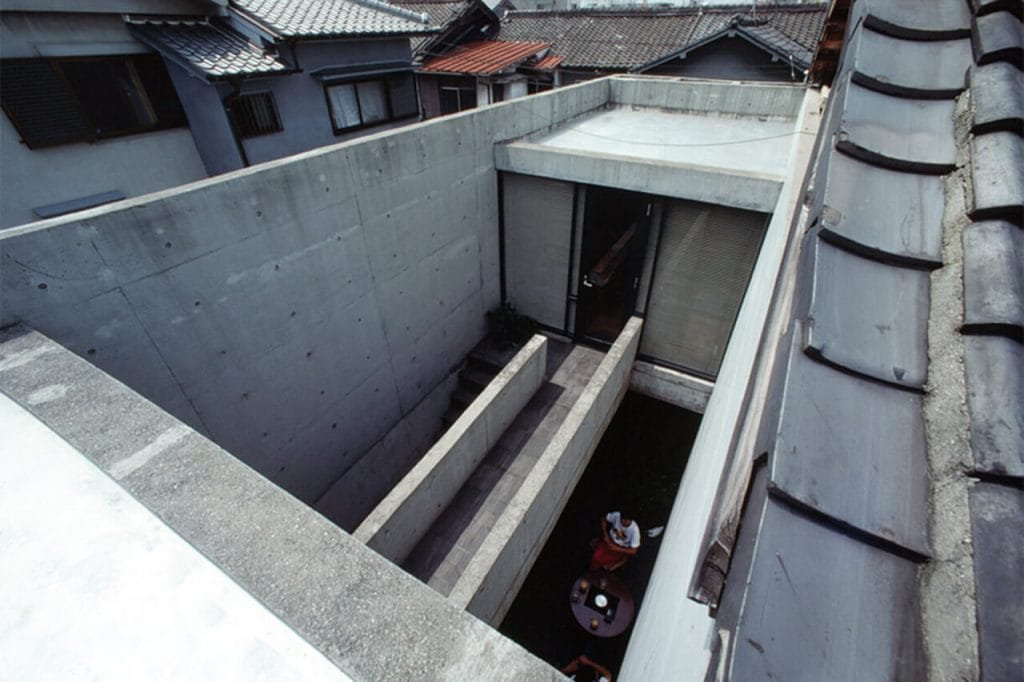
[609,77,806,118]
[0,78,609,521]
[0,325,561,681]
[448,316,643,625]
[355,334,548,562]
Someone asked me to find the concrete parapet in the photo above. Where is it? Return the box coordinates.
[355,335,549,563]
[448,317,643,625]
[610,77,806,119]
[0,325,561,681]
[630,360,714,414]
[495,143,782,213]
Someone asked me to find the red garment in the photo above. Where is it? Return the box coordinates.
[589,540,626,571]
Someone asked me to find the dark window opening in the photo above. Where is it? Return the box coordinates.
[527,78,553,94]
[0,54,187,149]
[324,74,418,134]
[228,91,282,138]
[491,82,505,103]
[440,85,477,115]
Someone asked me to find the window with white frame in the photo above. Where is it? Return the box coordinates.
[324,74,417,134]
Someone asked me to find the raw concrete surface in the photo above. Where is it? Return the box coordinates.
[355,334,548,562]
[449,317,643,625]
[619,87,821,682]
[0,77,610,512]
[402,340,604,596]
[0,392,352,682]
[629,360,714,414]
[0,326,563,681]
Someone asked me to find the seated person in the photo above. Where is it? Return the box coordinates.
[589,511,640,572]
[561,654,613,682]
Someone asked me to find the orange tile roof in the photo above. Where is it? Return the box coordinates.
[533,53,564,70]
[420,40,551,75]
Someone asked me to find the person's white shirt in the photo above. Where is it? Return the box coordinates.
[605,511,640,549]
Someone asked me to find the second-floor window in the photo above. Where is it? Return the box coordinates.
[0,54,187,149]
[228,91,282,139]
[324,74,418,134]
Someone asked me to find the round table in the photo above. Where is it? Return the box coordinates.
[569,571,635,638]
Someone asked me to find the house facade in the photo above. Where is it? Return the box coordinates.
[0,0,435,228]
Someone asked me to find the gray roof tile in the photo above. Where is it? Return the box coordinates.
[969,482,1024,681]
[962,220,1024,335]
[726,494,925,681]
[964,335,1024,477]
[818,149,945,267]
[860,0,971,40]
[970,131,1024,224]
[231,0,433,38]
[803,239,930,390]
[498,5,825,70]
[971,0,1024,18]
[849,26,971,99]
[970,61,1024,135]
[128,19,289,79]
[770,331,930,555]
[971,10,1024,66]
[836,77,957,174]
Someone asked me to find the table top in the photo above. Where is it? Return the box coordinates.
[569,571,635,638]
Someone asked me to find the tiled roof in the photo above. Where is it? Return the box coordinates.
[127,18,289,79]
[419,39,550,75]
[499,4,827,70]
[230,0,435,38]
[533,53,563,70]
[716,1,1023,679]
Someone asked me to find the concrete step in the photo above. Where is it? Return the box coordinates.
[460,364,498,390]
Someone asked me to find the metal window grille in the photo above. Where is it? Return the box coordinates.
[230,92,282,139]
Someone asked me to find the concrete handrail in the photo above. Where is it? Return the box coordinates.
[354,334,548,564]
[448,317,643,624]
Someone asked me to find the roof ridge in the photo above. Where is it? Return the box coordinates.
[340,0,432,25]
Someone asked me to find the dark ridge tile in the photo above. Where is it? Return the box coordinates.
[849,26,971,99]
[770,335,930,556]
[970,131,1024,224]
[964,335,1024,477]
[860,0,971,40]
[803,239,930,390]
[970,62,1024,135]
[836,78,957,174]
[818,150,944,267]
[969,482,1024,682]
[972,11,1024,66]
[726,494,925,681]
[972,0,1024,20]
[962,220,1024,336]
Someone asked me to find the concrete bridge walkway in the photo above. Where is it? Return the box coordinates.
[402,340,604,594]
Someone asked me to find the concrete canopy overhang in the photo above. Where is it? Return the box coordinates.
[494,95,804,213]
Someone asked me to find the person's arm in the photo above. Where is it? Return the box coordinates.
[578,655,614,682]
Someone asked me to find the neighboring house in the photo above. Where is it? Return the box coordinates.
[500,4,827,83]
[395,0,500,60]
[0,1,214,229]
[130,0,435,174]
[0,0,436,229]
[418,39,560,116]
